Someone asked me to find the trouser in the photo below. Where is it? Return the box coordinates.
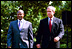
[47,41,60,48]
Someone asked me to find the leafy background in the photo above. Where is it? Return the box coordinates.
[1,1,71,48]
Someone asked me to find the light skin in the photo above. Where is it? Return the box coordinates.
[36,7,60,48]
[7,10,24,48]
[7,46,11,48]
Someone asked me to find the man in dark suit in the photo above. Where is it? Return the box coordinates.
[7,10,33,48]
[36,6,64,48]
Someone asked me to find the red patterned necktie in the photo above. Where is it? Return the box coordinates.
[49,18,52,32]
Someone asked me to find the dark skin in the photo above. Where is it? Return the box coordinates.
[17,10,24,20]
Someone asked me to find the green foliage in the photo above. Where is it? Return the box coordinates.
[60,44,67,48]
[1,1,71,48]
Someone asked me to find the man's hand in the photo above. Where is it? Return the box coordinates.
[36,44,41,48]
[54,37,60,42]
[7,46,11,48]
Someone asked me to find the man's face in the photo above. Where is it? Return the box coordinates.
[47,8,55,18]
[17,12,24,20]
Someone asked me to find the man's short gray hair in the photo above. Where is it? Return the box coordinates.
[47,6,56,12]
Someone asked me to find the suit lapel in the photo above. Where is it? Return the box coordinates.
[51,17,56,32]
[46,17,49,31]
[22,19,26,29]
[15,20,20,31]
[44,17,50,33]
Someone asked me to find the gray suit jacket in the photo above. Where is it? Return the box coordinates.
[7,19,33,48]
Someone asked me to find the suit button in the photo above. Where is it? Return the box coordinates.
[19,43,21,45]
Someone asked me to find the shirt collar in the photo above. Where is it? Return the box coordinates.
[48,16,54,20]
[18,19,24,23]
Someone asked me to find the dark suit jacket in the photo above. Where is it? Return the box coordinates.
[36,17,64,48]
[7,19,33,48]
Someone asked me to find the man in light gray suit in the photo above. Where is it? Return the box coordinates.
[7,10,33,48]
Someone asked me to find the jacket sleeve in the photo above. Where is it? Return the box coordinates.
[7,22,13,47]
[36,20,43,44]
[57,19,64,39]
[28,23,34,48]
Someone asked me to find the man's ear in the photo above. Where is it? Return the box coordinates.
[53,11,55,14]
[53,11,55,15]
[23,13,24,16]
